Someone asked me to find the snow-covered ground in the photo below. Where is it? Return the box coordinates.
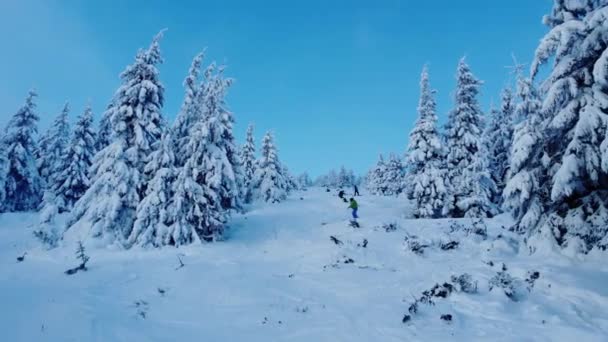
[1,188,608,341]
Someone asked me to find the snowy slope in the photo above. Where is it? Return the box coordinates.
[1,188,608,341]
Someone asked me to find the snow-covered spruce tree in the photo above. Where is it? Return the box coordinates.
[297,172,312,189]
[170,69,241,243]
[327,169,338,188]
[484,88,515,205]
[37,102,70,187]
[95,102,114,152]
[314,174,328,187]
[252,132,287,203]
[206,67,243,211]
[67,31,166,245]
[458,141,498,218]
[522,0,608,252]
[2,90,43,211]
[0,146,9,212]
[380,154,405,196]
[406,66,447,218]
[337,166,352,188]
[444,58,485,217]
[283,166,299,192]
[128,131,176,247]
[52,105,96,211]
[503,74,547,233]
[35,190,61,247]
[240,123,257,202]
[173,51,205,166]
[366,154,386,195]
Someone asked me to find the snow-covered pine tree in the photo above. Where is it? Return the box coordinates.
[503,74,547,233]
[240,124,257,203]
[406,66,447,218]
[381,154,405,196]
[252,132,287,203]
[173,51,205,166]
[35,190,61,247]
[523,0,608,252]
[95,102,114,152]
[484,88,515,206]
[328,169,339,188]
[337,166,352,188]
[444,58,485,217]
[128,131,176,247]
[2,90,43,211]
[170,68,241,243]
[67,31,166,245]
[37,102,70,187]
[457,141,498,218]
[52,105,96,211]
[0,145,9,212]
[283,166,299,192]
[366,154,386,195]
[297,172,312,189]
[205,66,243,211]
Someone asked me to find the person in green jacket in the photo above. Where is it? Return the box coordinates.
[348,198,359,220]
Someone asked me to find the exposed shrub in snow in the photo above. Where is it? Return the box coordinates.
[448,219,488,240]
[440,241,459,250]
[382,222,399,232]
[450,273,478,294]
[488,271,528,302]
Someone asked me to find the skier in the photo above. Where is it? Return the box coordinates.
[338,190,345,199]
[353,185,360,196]
[348,198,359,220]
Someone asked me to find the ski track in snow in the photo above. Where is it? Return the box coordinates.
[1,188,608,341]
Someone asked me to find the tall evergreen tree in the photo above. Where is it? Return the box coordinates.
[95,102,114,152]
[381,154,405,196]
[2,90,42,211]
[0,145,9,212]
[170,68,241,243]
[485,88,515,205]
[337,166,352,188]
[297,172,312,189]
[37,102,70,186]
[173,51,205,166]
[129,131,177,247]
[503,74,547,233]
[406,66,447,218]
[283,166,299,192]
[458,142,498,217]
[444,58,484,217]
[67,31,166,244]
[522,0,608,252]
[366,154,386,195]
[53,105,96,211]
[241,124,257,203]
[252,132,287,203]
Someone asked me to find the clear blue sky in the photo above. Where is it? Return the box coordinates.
[0,0,551,177]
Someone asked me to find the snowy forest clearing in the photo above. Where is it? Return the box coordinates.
[1,188,607,341]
